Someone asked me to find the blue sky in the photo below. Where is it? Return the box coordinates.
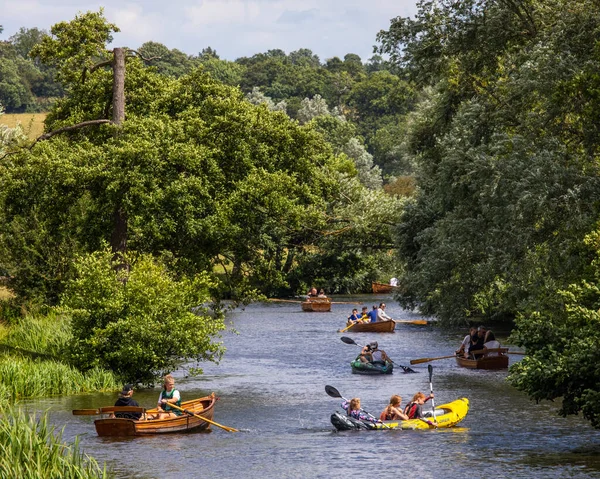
[0,0,418,62]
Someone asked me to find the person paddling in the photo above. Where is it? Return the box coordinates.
[113,384,142,420]
[404,392,434,419]
[380,395,409,421]
[341,397,380,424]
[156,374,182,419]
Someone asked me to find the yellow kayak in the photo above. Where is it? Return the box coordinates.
[331,398,469,431]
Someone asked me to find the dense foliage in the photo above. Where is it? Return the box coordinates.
[61,249,225,384]
[377,0,600,426]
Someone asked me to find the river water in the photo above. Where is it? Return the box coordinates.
[31,296,600,479]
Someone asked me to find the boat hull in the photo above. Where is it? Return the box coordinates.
[455,355,508,369]
[350,359,393,375]
[331,398,469,431]
[94,394,216,437]
[301,298,331,312]
[345,321,395,333]
[371,282,398,294]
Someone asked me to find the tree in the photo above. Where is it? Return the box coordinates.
[297,94,330,123]
[61,248,225,384]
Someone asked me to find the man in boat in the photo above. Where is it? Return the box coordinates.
[367,305,378,323]
[359,306,369,322]
[347,308,362,325]
[456,326,477,358]
[469,326,487,359]
[113,384,142,420]
[377,303,393,322]
[369,341,391,365]
[156,374,182,419]
[307,287,318,298]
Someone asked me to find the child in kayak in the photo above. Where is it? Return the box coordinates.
[404,392,434,419]
[342,398,380,424]
[380,395,409,421]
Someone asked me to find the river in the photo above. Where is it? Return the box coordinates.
[30,295,600,479]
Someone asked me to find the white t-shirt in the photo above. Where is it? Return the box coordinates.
[390,278,398,286]
[377,308,392,321]
[460,334,471,351]
[484,340,501,356]
[157,389,181,406]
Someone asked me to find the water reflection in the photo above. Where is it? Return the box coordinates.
[26,297,600,479]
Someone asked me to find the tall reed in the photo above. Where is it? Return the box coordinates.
[0,357,118,406]
[0,405,112,478]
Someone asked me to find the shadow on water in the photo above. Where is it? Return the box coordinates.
[25,297,600,479]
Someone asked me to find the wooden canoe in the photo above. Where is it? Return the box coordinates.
[371,282,399,294]
[344,320,395,333]
[455,354,509,370]
[94,393,216,437]
[301,297,331,312]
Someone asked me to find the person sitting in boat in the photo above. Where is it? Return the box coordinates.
[307,287,318,298]
[369,341,391,365]
[341,397,379,424]
[113,383,142,420]
[156,374,182,419]
[347,308,362,325]
[367,305,378,323]
[482,330,502,357]
[469,325,487,359]
[390,277,398,287]
[359,306,370,322]
[456,326,477,358]
[318,289,327,298]
[380,395,409,421]
[377,303,393,322]
[404,392,434,419]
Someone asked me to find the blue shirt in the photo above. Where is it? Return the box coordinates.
[367,310,378,323]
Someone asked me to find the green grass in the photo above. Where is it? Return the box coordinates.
[0,312,118,407]
[0,113,47,139]
[0,405,113,478]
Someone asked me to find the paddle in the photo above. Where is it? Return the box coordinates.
[324,385,389,428]
[428,365,437,425]
[338,322,357,333]
[340,336,416,373]
[166,402,239,433]
[393,319,429,326]
[409,354,457,365]
[72,406,147,416]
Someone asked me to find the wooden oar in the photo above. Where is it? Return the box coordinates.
[325,385,390,428]
[338,322,356,333]
[394,319,429,326]
[166,403,239,432]
[72,406,146,416]
[410,355,457,365]
[340,336,416,373]
[267,298,302,303]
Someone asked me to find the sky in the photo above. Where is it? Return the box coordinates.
[0,0,418,62]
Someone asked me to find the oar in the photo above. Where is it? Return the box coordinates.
[410,354,457,365]
[267,298,302,303]
[324,385,390,428]
[428,365,437,425]
[338,322,357,333]
[393,319,429,326]
[166,403,239,432]
[340,336,416,373]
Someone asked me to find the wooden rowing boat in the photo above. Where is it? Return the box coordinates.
[344,320,395,333]
[301,297,331,312]
[93,393,216,437]
[371,282,399,294]
[331,397,469,430]
[455,354,509,370]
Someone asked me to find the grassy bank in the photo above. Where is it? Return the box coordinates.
[0,112,46,139]
[0,405,112,478]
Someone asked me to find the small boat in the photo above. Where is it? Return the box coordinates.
[93,393,216,437]
[330,398,469,431]
[455,353,509,370]
[344,320,395,333]
[301,297,331,312]
[371,282,399,294]
[350,358,393,375]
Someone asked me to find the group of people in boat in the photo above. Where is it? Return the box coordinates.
[112,374,183,421]
[357,341,390,365]
[346,303,393,325]
[306,286,327,298]
[455,325,502,359]
[341,391,435,425]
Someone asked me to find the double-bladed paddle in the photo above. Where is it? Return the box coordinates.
[325,385,389,428]
[340,336,416,373]
[428,365,437,425]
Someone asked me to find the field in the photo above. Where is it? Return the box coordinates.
[1,113,47,139]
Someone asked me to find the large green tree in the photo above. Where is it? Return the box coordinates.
[378,0,600,426]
